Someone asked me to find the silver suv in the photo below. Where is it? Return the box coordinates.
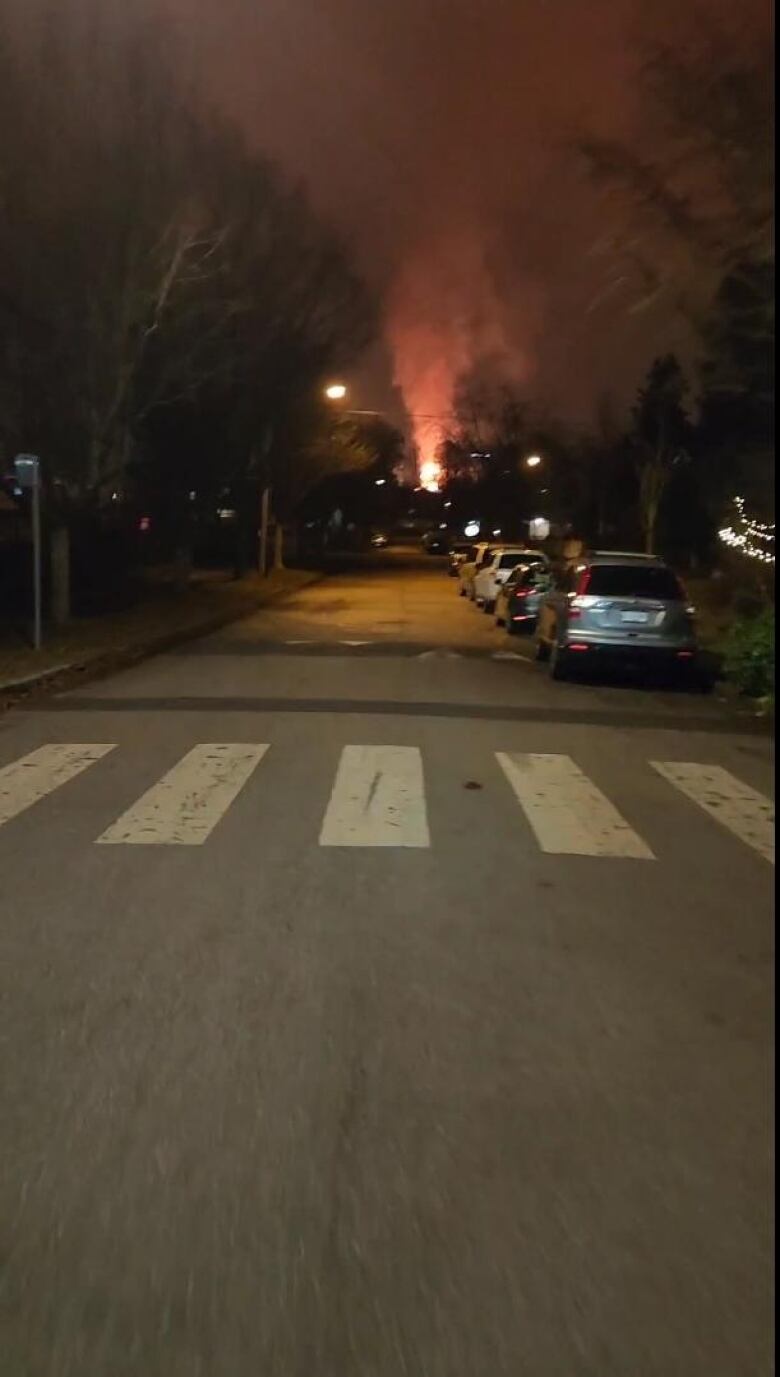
[535,552,700,682]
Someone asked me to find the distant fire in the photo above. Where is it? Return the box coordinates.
[419,458,442,492]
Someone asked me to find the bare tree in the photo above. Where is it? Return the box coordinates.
[631,355,690,554]
[579,13,772,322]
[0,0,377,604]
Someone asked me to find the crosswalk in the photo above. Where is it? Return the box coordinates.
[0,743,774,864]
[97,745,269,846]
[497,752,654,858]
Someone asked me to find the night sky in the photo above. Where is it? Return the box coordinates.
[158,0,769,456]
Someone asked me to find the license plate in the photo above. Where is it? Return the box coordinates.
[621,611,649,624]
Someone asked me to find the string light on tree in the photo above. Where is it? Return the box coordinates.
[718,496,775,565]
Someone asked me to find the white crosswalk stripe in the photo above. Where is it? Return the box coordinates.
[652,761,774,866]
[97,744,269,846]
[319,745,430,848]
[0,742,773,863]
[0,744,114,828]
[496,751,654,858]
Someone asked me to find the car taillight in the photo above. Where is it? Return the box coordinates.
[513,587,529,599]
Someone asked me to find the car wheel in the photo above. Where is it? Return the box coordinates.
[483,599,494,615]
[504,617,517,635]
[690,667,714,695]
[534,635,550,662]
[549,643,570,681]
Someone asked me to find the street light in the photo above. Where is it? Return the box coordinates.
[525,454,542,468]
[529,516,550,541]
[324,382,347,401]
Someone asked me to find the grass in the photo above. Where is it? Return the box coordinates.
[0,565,318,695]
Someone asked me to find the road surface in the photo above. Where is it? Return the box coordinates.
[0,548,773,1376]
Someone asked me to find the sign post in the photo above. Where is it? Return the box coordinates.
[14,454,42,650]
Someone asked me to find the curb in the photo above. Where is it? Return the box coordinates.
[0,571,323,714]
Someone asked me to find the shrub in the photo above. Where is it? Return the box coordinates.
[723,607,775,698]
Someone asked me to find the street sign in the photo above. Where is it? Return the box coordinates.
[14,454,39,489]
[14,454,42,649]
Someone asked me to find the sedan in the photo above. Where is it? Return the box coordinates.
[447,542,476,577]
[422,530,449,555]
[458,542,498,599]
[473,547,549,613]
[494,562,552,633]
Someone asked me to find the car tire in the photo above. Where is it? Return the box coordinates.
[534,635,550,662]
[483,600,494,615]
[550,643,570,681]
[504,617,516,635]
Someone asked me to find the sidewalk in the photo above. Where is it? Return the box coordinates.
[0,566,320,708]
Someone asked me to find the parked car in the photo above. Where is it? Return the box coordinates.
[458,541,498,599]
[447,542,476,577]
[422,529,449,555]
[494,560,552,632]
[534,551,703,683]
[473,547,549,613]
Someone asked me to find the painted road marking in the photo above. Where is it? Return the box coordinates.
[319,745,430,848]
[0,744,115,828]
[97,744,268,846]
[496,752,654,858]
[652,762,774,865]
[340,640,372,646]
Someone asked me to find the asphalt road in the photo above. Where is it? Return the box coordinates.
[0,547,773,1376]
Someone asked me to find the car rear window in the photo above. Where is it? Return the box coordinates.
[517,563,547,586]
[498,552,529,570]
[586,564,684,600]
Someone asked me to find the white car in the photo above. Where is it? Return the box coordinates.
[473,548,549,612]
[458,542,498,599]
